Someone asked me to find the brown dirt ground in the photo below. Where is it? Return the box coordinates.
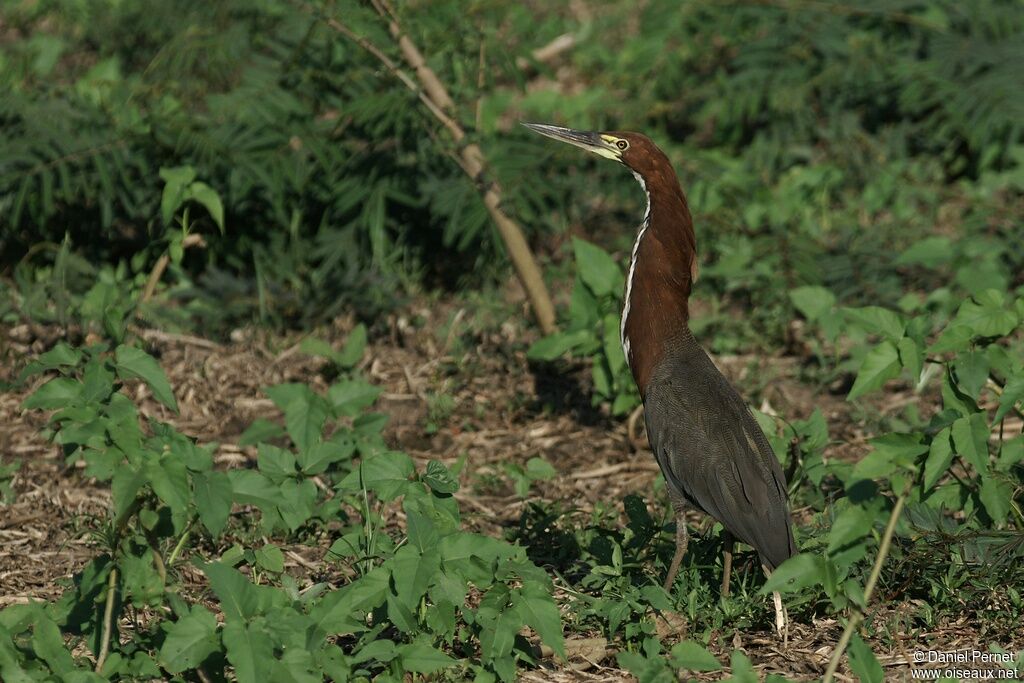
[1,298,1020,682]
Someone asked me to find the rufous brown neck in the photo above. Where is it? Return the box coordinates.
[614,133,698,396]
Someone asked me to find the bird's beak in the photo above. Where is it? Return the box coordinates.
[521,122,620,161]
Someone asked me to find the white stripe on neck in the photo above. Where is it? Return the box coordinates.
[621,171,651,369]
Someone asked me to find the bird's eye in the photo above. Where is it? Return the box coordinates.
[616,140,629,150]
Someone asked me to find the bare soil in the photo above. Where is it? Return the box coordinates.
[1,299,1019,682]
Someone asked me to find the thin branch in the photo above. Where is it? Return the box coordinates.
[94,567,119,673]
[301,0,557,334]
[823,478,912,682]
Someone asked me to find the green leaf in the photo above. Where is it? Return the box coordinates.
[423,460,459,494]
[951,413,989,472]
[843,307,905,341]
[337,324,368,368]
[789,286,836,321]
[761,553,825,594]
[228,470,280,510]
[994,376,1024,423]
[159,165,197,226]
[953,289,1018,338]
[848,341,901,400]
[895,236,953,268]
[22,377,82,410]
[513,584,564,659]
[525,456,556,480]
[827,505,871,556]
[978,474,1012,524]
[114,345,178,412]
[847,634,884,683]
[398,640,457,674]
[32,616,74,674]
[257,443,297,481]
[851,433,926,481]
[254,545,284,573]
[182,181,224,233]
[297,439,355,475]
[204,562,262,622]
[670,640,721,672]
[526,329,592,361]
[327,378,381,417]
[222,621,272,683]
[923,427,954,491]
[573,237,622,298]
[953,351,990,400]
[896,336,923,384]
[264,383,329,451]
[19,342,82,379]
[193,471,232,536]
[338,452,414,499]
[238,419,285,446]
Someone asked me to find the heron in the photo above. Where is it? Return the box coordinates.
[523,122,796,634]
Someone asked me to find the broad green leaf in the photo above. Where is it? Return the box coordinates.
[22,377,82,410]
[789,285,835,321]
[222,621,272,683]
[573,237,622,298]
[159,165,197,225]
[121,549,164,607]
[257,443,296,481]
[953,351,989,400]
[851,433,925,481]
[994,376,1024,423]
[327,378,381,417]
[338,452,414,499]
[761,553,825,594]
[337,323,368,368]
[848,633,884,683]
[896,336,923,384]
[263,384,327,452]
[923,427,954,491]
[951,413,989,472]
[298,439,355,475]
[423,460,459,494]
[513,584,565,659]
[203,563,262,622]
[953,289,1018,338]
[827,505,871,555]
[397,641,456,674]
[238,418,285,446]
[254,545,284,573]
[19,342,82,379]
[670,640,721,672]
[31,616,74,674]
[182,181,224,233]
[310,567,389,634]
[114,345,178,412]
[526,329,592,361]
[978,474,1012,524]
[843,307,905,341]
[895,236,953,268]
[847,341,900,400]
[228,470,280,510]
[193,471,232,536]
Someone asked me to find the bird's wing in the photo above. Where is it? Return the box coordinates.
[644,350,796,569]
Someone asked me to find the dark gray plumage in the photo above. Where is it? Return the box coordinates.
[644,331,797,571]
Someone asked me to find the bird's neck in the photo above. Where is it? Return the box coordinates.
[620,172,699,396]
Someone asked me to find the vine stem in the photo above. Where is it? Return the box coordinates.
[823,477,912,682]
[94,567,119,673]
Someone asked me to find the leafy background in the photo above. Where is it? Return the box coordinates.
[1,0,1022,681]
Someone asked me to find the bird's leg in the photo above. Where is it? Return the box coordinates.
[772,590,789,647]
[720,530,734,597]
[663,502,688,591]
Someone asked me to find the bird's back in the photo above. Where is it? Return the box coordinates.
[643,333,797,569]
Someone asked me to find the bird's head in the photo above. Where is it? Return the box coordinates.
[521,122,670,182]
